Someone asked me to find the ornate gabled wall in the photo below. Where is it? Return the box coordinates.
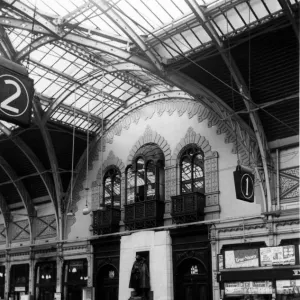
[67,100,263,239]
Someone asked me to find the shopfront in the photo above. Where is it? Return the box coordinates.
[218,242,300,300]
[9,264,29,300]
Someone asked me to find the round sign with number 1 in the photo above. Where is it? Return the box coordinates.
[0,74,30,117]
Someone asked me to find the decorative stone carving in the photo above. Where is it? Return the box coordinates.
[126,126,171,168]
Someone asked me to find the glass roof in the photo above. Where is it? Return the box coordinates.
[0,0,291,134]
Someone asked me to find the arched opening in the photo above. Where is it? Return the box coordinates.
[96,264,119,300]
[175,258,209,300]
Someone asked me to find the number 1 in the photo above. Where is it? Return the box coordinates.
[245,177,249,196]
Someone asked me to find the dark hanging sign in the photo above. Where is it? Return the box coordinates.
[0,57,34,127]
[233,165,254,202]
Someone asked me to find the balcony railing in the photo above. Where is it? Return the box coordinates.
[171,192,205,224]
[92,207,121,235]
[124,199,165,230]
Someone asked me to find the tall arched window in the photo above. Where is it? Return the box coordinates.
[103,167,121,208]
[180,145,204,194]
[125,143,164,203]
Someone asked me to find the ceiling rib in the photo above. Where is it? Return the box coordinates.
[0,156,36,219]
[0,24,16,60]
[278,0,299,42]
[90,0,164,74]
[32,100,63,239]
[185,0,272,211]
[0,191,11,227]
[2,0,59,36]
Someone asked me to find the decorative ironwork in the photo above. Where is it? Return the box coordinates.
[171,192,205,224]
[124,199,164,230]
[280,166,299,199]
[92,207,121,235]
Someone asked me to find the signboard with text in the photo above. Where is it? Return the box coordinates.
[225,281,272,295]
[276,280,300,294]
[260,246,295,266]
[225,249,259,269]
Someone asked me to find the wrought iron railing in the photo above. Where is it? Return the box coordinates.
[92,207,121,235]
[171,192,205,224]
[124,199,165,230]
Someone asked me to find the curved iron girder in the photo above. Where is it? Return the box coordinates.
[32,100,64,240]
[185,0,271,211]
[10,136,58,218]
[0,156,35,240]
[2,0,59,36]
[90,0,164,74]
[0,191,11,228]
[0,24,16,60]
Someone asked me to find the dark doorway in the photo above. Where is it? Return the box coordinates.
[176,258,209,300]
[96,265,119,300]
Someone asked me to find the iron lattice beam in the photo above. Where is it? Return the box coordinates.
[185,0,272,211]
[0,24,16,60]
[90,0,164,74]
[278,0,299,42]
[0,191,11,227]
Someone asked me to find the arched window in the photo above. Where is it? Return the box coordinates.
[125,143,164,203]
[180,145,204,194]
[103,167,121,208]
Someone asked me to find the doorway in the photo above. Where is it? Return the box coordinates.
[175,258,209,300]
[96,265,119,300]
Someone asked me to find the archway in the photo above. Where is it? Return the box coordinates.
[175,258,209,300]
[96,264,119,300]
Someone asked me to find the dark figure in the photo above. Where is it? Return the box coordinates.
[129,255,150,299]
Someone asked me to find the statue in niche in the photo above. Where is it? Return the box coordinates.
[129,254,150,300]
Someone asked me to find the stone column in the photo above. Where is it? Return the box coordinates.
[56,243,63,294]
[164,165,177,222]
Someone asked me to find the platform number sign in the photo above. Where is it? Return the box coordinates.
[0,67,34,127]
[233,165,255,202]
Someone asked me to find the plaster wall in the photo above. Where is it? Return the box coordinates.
[119,230,173,300]
[68,106,263,239]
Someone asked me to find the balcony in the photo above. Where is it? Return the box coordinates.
[124,199,165,230]
[171,192,205,224]
[92,207,121,235]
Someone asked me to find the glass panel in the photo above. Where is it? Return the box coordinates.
[104,177,112,206]
[146,161,156,200]
[181,155,192,194]
[127,167,135,204]
[136,158,145,201]
[193,153,204,193]
[113,174,121,208]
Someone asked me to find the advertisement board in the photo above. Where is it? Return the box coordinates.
[218,254,224,270]
[225,281,273,295]
[225,249,259,268]
[260,246,295,266]
[276,280,300,294]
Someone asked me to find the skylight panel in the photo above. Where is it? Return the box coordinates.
[250,0,269,18]
[235,2,257,24]
[267,0,282,13]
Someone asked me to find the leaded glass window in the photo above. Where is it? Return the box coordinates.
[180,146,204,194]
[103,168,121,208]
[125,143,164,203]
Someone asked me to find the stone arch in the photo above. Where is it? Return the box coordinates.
[126,125,171,167]
[166,127,220,219]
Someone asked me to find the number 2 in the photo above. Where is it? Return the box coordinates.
[0,79,21,113]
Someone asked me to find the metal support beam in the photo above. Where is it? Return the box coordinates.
[0,191,11,228]
[32,99,64,240]
[90,0,164,74]
[0,157,35,241]
[185,0,272,212]
[0,25,16,60]
[278,0,299,42]
[2,0,59,35]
